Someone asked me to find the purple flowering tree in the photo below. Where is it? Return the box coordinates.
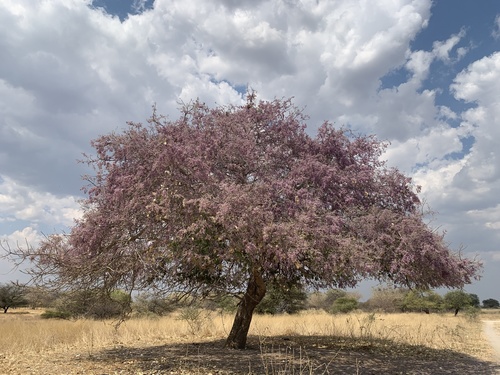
[18,95,480,349]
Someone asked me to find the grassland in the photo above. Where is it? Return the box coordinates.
[1,308,499,374]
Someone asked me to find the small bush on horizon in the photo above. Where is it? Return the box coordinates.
[329,296,359,314]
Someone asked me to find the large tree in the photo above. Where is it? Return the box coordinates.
[12,96,480,348]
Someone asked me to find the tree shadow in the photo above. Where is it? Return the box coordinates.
[89,335,500,374]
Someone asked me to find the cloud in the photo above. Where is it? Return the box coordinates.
[0,176,81,230]
[492,14,500,39]
[0,227,42,249]
[432,28,467,63]
[3,0,500,296]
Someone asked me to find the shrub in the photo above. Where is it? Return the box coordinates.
[364,287,407,312]
[401,290,443,313]
[40,309,72,320]
[49,289,132,319]
[255,284,307,314]
[132,293,176,317]
[329,297,358,314]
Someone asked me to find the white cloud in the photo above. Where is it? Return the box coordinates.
[0,176,81,230]
[432,28,467,63]
[0,227,42,249]
[492,14,500,39]
[2,0,500,295]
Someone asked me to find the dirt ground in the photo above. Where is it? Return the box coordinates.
[4,334,500,375]
[483,320,500,364]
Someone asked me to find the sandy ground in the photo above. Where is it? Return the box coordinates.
[483,320,500,364]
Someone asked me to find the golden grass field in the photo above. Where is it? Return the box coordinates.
[1,308,500,374]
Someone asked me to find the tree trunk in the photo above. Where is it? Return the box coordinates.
[225,268,266,349]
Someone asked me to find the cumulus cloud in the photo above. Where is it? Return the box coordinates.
[0,176,81,229]
[1,0,499,296]
[450,52,500,188]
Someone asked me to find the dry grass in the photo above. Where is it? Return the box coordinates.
[0,308,498,374]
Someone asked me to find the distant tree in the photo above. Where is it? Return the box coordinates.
[133,293,177,316]
[330,296,359,314]
[7,96,481,349]
[49,289,132,319]
[468,293,480,308]
[0,283,28,313]
[365,287,408,312]
[23,286,59,309]
[482,299,500,309]
[444,290,473,316]
[307,289,348,311]
[401,290,443,313]
[255,283,307,314]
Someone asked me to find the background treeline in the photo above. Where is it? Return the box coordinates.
[1,282,499,320]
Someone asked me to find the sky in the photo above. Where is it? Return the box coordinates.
[1,0,500,301]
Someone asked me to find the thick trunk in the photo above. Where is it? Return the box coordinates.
[225,269,266,349]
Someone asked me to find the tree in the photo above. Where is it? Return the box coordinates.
[307,289,350,311]
[23,286,60,309]
[48,289,132,319]
[9,96,481,348]
[482,298,500,309]
[0,283,28,313]
[365,287,408,312]
[401,290,443,313]
[443,290,474,316]
[469,293,480,308]
[255,283,307,314]
[330,296,359,314]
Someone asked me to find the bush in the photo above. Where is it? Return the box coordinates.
[329,297,358,314]
[401,290,443,313]
[255,284,307,314]
[307,289,357,311]
[132,293,177,317]
[40,309,72,319]
[364,287,407,312]
[49,289,132,319]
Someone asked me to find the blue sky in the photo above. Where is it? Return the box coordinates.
[1,0,500,302]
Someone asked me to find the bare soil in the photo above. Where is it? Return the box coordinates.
[483,320,500,363]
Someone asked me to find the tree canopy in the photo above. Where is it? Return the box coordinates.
[13,96,481,348]
[0,283,28,313]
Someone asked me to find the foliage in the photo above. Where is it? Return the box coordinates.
[365,287,408,312]
[40,309,72,319]
[468,293,480,308]
[330,296,359,314]
[22,286,60,309]
[177,305,211,335]
[11,96,481,348]
[49,289,132,319]
[0,283,28,313]
[209,294,239,313]
[255,284,307,314]
[307,289,348,310]
[443,290,474,316]
[401,290,443,313]
[132,293,177,316]
[482,298,500,309]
